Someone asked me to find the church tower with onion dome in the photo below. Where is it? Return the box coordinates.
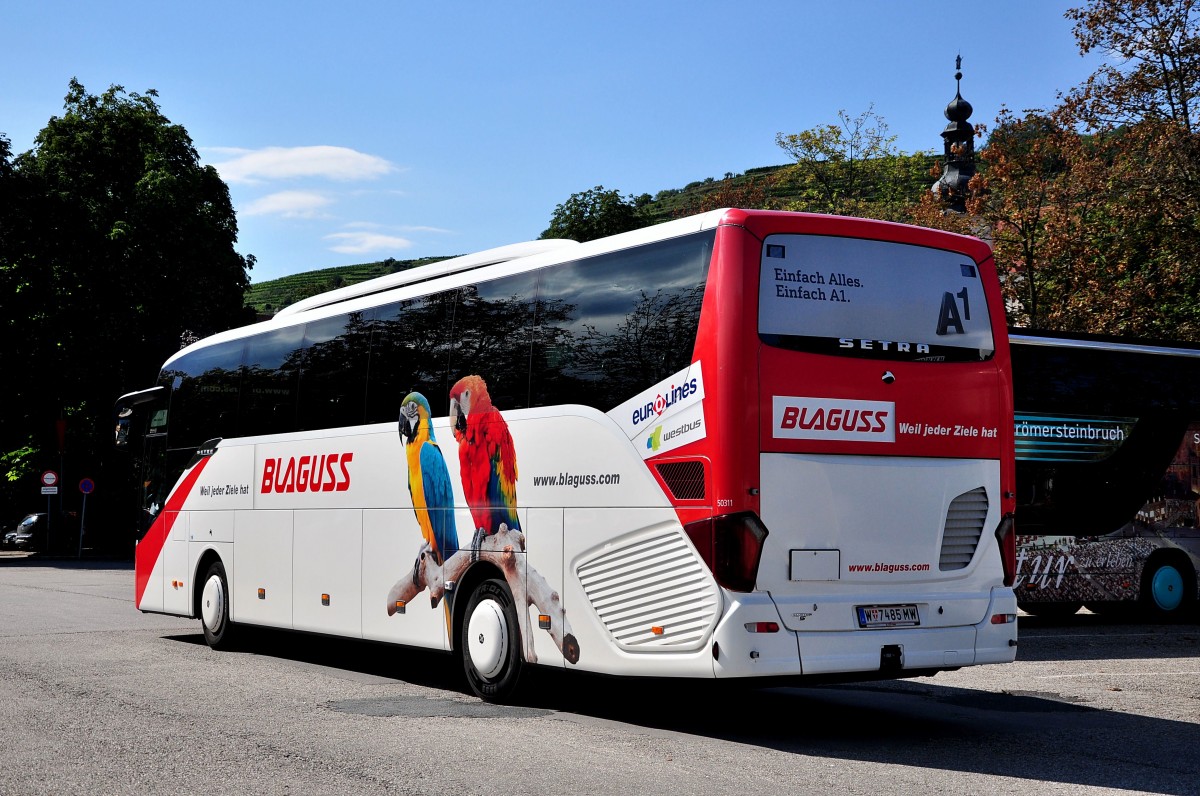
[932,56,976,213]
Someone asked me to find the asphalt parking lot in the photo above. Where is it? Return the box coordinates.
[0,557,1196,796]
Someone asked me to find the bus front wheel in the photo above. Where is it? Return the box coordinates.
[200,560,236,649]
[461,578,522,702]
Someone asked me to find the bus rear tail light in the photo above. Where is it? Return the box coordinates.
[744,621,779,633]
[685,512,769,592]
[994,513,1016,587]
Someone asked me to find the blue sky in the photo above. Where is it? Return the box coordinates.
[3,2,1103,283]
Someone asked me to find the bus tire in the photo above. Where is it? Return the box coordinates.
[1141,555,1196,621]
[461,578,522,702]
[200,560,236,649]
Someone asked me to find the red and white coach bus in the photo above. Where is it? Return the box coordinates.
[116,209,1018,700]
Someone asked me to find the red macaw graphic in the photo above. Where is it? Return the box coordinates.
[449,374,520,560]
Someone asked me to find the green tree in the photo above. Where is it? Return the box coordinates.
[1062,0,1200,338]
[540,185,648,242]
[0,80,254,546]
[775,106,933,220]
[667,171,780,218]
[0,135,42,494]
[1066,0,1200,133]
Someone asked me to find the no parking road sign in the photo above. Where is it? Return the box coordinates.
[79,478,95,494]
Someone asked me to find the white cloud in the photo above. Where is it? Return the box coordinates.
[324,231,414,255]
[242,190,334,218]
[342,221,453,235]
[209,145,396,185]
[399,224,453,234]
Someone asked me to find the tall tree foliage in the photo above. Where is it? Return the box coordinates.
[667,172,779,218]
[540,186,649,242]
[1066,0,1200,132]
[0,80,253,543]
[1066,0,1200,338]
[0,134,42,492]
[960,111,1089,329]
[776,107,933,221]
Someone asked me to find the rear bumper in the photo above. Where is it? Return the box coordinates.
[711,587,1017,678]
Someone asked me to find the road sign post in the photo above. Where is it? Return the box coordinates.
[41,472,59,553]
[78,478,95,558]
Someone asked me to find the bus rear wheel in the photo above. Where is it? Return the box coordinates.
[1141,556,1196,621]
[461,578,522,702]
[200,560,236,649]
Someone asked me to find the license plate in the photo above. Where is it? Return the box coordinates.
[856,604,920,628]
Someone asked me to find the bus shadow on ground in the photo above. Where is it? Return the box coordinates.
[166,627,1198,795]
[1016,614,1200,663]
[528,674,1198,795]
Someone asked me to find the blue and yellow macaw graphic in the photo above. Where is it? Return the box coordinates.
[399,392,459,579]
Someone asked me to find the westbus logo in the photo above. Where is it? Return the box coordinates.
[772,397,895,442]
[260,453,353,493]
[645,417,703,452]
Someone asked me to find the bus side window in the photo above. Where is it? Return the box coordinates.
[241,326,305,437]
[531,232,712,410]
[446,272,539,411]
[366,293,456,422]
[166,340,244,450]
[298,311,370,430]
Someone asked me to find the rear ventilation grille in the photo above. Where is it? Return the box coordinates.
[655,460,706,501]
[576,527,719,651]
[940,487,989,571]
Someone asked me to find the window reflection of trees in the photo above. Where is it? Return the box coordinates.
[158,231,714,439]
[297,311,371,429]
[448,274,540,410]
[577,286,705,402]
[160,340,243,449]
[367,293,455,420]
[532,233,712,409]
[242,325,305,436]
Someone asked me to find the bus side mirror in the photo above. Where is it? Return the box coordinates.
[115,409,133,449]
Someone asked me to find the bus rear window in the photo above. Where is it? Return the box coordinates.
[758,234,994,362]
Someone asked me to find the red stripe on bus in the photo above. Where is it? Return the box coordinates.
[134,456,213,608]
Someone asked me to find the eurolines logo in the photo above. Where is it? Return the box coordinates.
[631,376,700,427]
[646,417,704,452]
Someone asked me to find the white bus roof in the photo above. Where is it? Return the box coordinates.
[272,239,580,319]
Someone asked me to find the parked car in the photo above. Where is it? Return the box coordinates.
[2,511,81,553]
[3,513,48,550]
